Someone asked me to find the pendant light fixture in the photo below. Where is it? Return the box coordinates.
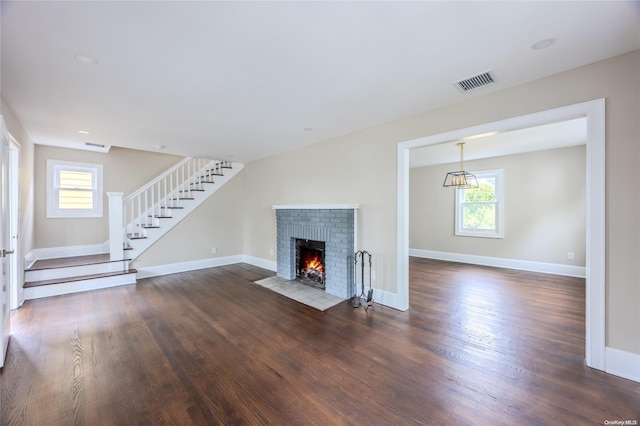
[442,142,478,189]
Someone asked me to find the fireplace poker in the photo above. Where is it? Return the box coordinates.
[352,250,373,310]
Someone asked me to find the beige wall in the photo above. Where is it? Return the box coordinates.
[34,145,182,248]
[134,169,246,268]
[31,143,246,267]
[243,50,640,354]
[410,146,587,266]
[8,50,640,355]
[242,132,397,292]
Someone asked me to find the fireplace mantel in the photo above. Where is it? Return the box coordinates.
[272,204,360,210]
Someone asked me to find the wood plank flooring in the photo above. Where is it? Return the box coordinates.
[1,258,639,425]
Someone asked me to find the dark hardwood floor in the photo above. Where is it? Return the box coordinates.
[1,258,639,425]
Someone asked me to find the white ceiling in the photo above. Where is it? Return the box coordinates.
[2,1,639,163]
[410,117,587,168]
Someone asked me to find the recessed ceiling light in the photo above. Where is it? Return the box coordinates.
[531,38,556,50]
[155,145,166,150]
[78,130,90,135]
[74,54,98,65]
[303,128,313,132]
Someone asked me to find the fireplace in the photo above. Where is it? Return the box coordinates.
[296,239,325,289]
[274,205,358,299]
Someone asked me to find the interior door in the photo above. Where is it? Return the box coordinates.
[1,120,12,368]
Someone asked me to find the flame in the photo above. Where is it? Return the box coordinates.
[305,256,323,273]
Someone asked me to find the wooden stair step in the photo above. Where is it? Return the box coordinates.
[28,254,131,271]
[154,215,172,219]
[24,269,137,288]
[139,224,160,229]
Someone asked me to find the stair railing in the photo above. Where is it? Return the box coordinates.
[108,158,231,260]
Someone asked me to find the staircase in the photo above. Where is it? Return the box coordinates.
[24,158,243,300]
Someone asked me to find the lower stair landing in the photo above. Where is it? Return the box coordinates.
[25,253,137,300]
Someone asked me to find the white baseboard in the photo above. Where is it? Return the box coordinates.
[136,255,244,279]
[135,254,407,312]
[242,255,277,272]
[409,248,586,278]
[27,243,109,263]
[606,347,640,383]
[369,288,400,310]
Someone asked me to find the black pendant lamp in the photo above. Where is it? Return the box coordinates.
[442,142,478,189]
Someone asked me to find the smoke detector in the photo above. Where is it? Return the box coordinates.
[454,71,496,93]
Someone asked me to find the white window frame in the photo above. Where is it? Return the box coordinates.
[455,169,504,238]
[46,159,103,218]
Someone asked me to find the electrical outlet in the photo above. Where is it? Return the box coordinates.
[270,249,274,257]
[211,247,217,255]
[567,252,574,260]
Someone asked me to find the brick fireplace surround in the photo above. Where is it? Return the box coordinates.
[273,205,358,299]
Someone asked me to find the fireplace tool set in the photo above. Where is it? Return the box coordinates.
[352,250,374,310]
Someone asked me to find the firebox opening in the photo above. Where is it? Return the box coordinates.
[295,239,325,290]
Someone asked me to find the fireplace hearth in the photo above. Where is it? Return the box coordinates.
[296,239,325,289]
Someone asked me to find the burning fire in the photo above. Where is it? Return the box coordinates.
[299,249,324,284]
[305,256,323,274]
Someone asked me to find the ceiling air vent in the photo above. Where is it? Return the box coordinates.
[455,71,496,93]
[83,141,111,152]
[85,142,105,148]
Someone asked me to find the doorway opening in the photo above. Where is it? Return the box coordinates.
[396,99,605,372]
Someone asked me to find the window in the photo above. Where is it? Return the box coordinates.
[47,160,103,218]
[455,169,503,238]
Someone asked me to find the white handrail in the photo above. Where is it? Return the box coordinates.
[124,157,191,203]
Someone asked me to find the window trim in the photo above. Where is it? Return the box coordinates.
[455,168,504,238]
[46,159,103,218]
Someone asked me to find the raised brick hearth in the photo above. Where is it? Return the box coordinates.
[274,205,358,299]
